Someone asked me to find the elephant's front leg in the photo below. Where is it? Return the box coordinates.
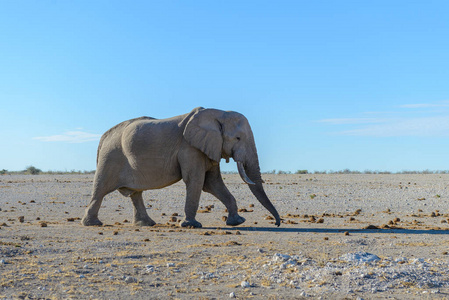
[181,173,205,228]
[130,191,156,226]
[203,167,246,226]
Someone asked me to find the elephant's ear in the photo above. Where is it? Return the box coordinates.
[183,108,223,162]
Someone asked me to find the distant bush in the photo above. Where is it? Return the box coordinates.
[0,169,7,175]
[313,170,327,174]
[310,169,449,175]
[295,170,308,174]
[263,170,277,174]
[277,170,291,174]
[25,166,42,175]
[221,171,238,174]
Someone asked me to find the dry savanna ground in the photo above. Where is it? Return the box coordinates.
[2,174,449,299]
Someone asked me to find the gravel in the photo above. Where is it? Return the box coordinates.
[1,173,449,298]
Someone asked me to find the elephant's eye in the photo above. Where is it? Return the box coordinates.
[236,137,241,141]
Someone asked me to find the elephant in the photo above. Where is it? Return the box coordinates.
[81,107,281,228]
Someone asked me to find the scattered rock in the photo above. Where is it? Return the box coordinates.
[352,209,362,216]
[224,241,241,246]
[145,265,155,273]
[364,225,379,230]
[124,276,137,283]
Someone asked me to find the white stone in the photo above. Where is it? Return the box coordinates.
[145,265,155,272]
[272,253,290,262]
[340,252,380,264]
[124,276,137,283]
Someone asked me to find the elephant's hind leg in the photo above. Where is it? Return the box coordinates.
[82,172,119,226]
[130,191,156,226]
[82,189,107,226]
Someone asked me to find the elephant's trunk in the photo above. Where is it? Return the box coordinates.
[248,181,281,226]
[237,152,281,227]
[230,124,281,226]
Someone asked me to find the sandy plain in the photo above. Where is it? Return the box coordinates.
[1,173,449,299]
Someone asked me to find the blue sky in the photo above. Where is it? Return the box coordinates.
[1,1,449,172]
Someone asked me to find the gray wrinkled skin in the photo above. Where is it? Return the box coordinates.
[81,107,280,228]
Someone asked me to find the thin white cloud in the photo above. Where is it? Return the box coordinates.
[338,116,449,137]
[399,100,449,109]
[400,104,440,108]
[34,131,101,143]
[320,100,449,137]
[317,118,387,125]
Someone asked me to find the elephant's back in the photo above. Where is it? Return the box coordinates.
[97,117,156,163]
[102,117,155,139]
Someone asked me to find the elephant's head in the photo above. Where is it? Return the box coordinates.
[183,107,281,226]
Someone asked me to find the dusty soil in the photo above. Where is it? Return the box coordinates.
[1,174,449,299]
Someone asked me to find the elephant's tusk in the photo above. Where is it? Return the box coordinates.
[237,161,256,185]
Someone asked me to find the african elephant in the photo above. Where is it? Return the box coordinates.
[81,107,281,228]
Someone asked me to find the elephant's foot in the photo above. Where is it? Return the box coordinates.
[134,217,156,226]
[81,215,103,226]
[226,214,246,226]
[181,219,202,228]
